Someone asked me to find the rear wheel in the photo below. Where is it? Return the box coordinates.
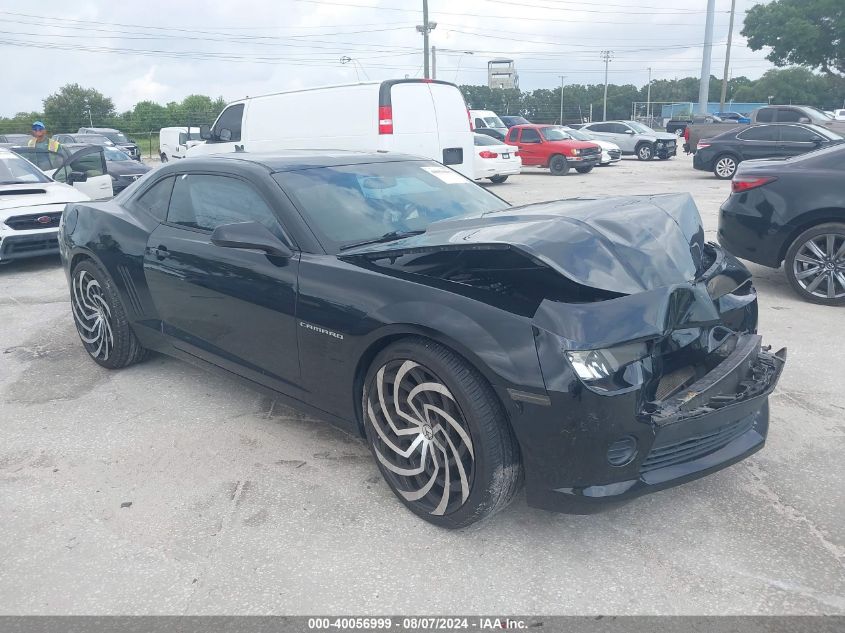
[70,259,149,368]
[674,128,684,137]
[362,338,522,528]
[784,223,845,306]
[713,154,738,179]
[636,143,654,161]
[575,165,594,174]
[549,154,570,175]
[488,175,508,183]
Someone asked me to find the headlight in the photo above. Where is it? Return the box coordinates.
[565,341,651,393]
[570,148,581,156]
[656,141,664,148]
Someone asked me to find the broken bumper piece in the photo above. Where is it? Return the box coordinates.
[524,334,786,514]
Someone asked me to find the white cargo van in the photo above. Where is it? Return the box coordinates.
[187,79,475,179]
[469,110,508,137]
[159,127,203,162]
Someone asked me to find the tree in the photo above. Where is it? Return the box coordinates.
[742,0,844,77]
[42,84,115,131]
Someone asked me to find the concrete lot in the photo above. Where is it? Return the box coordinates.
[1,153,843,614]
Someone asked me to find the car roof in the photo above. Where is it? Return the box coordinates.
[173,150,428,172]
[509,123,551,129]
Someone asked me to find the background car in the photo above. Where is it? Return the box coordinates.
[834,109,845,122]
[580,120,677,160]
[505,124,601,175]
[500,115,531,128]
[77,126,141,160]
[470,109,509,138]
[561,126,621,165]
[59,151,783,528]
[53,133,115,147]
[0,133,31,144]
[12,144,114,199]
[695,123,843,179]
[719,143,845,306]
[474,127,506,142]
[159,126,204,162]
[0,147,90,264]
[666,114,724,137]
[472,132,521,183]
[716,111,752,124]
[102,145,151,193]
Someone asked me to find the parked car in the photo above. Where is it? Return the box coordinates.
[561,126,621,165]
[159,126,204,162]
[59,151,784,526]
[834,109,845,122]
[0,147,90,264]
[53,133,115,147]
[77,127,141,160]
[0,134,31,144]
[579,120,677,160]
[505,124,600,175]
[716,112,751,124]
[719,143,845,306]
[500,115,531,128]
[474,127,506,142]
[666,114,723,137]
[102,145,151,193]
[188,79,476,179]
[469,110,509,138]
[687,105,845,154]
[11,144,113,199]
[472,133,521,183]
[694,123,843,179]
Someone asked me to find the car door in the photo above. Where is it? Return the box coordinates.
[777,125,825,157]
[52,146,113,199]
[142,171,302,393]
[514,128,544,165]
[735,125,782,160]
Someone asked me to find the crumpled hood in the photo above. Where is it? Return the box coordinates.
[341,193,706,296]
[0,181,89,214]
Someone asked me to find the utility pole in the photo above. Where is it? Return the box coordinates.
[431,46,437,79]
[600,50,613,121]
[646,67,652,122]
[720,0,737,112]
[698,0,716,115]
[559,75,566,124]
[416,1,437,79]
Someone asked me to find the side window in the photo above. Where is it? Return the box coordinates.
[755,108,774,123]
[130,176,175,222]
[610,123,631,134]
[776,109,802,123]
[520,128,541,143]
[738,126,779,142]
[474,118,485,129]
[505,129,517,143]
[69,152,106,177]
[780,126,818,142]
[167,174,281,236]
[211,104,245,142]
[178,132,187,145]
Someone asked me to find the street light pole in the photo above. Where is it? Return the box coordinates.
[698,0,716,115]
[646,67,652,122]
[600,50,612,121]
[720,0,737,112]
[559,75,566,124]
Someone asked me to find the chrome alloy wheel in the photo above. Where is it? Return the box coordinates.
[365,359,475,516]
[714,156,737,179]
[71,269,114,360]
[792,233,845,300]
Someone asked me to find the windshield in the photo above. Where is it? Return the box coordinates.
[627,121,655,134]
[79,134,113,145]
[0,151,52,184]
[483,116,506,129]
[474,134,501,146]
[540,127,573,141]
[808,125,843,141]
[103,146,132,161]
[503,116,530,126]
[103,132,129,144]
[805,107,834,120]
[562,127,590,141]
[274,161,509,252]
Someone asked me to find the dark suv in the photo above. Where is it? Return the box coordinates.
[77,127,141,161]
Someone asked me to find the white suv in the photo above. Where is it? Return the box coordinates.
[580,120,678,160]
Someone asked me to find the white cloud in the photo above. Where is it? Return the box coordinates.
[117,66,168,110]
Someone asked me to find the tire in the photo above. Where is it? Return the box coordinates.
[575,165,594,174]
[362,338,522,528]
[549,154,570,175]
[160,153,168,163]
[674,128,684,137]
[713,154,739,180]
[488,175,508,184]
[784,223,845,306]
[636,143,654,161]
[70,259,149,368]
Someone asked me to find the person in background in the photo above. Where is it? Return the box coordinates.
[683,124,692,154]
[28,121,61,151]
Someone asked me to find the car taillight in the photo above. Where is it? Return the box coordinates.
[731,176,777,193]
[697,142,710,149]
[478,150,498,159]
[378,105,393,135]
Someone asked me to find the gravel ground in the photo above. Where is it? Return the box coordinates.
[1,152,843,615]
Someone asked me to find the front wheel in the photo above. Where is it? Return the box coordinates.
[784,223,845,306]
[674,128,684,137]
[575,165,594,174]
[71,259,149,368]
[713,154,738,179]
[362,338,522,528]
[488,175,508,183]
[636,143,654,161]
[549,154,570,175]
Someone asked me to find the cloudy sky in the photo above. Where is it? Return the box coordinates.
[1,0,776,116]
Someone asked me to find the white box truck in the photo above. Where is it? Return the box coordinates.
[159,126,204,162]
[187,79,475,179]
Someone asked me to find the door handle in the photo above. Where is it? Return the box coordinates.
[150,245,169,260]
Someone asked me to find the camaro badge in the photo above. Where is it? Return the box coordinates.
[299,321,343,340]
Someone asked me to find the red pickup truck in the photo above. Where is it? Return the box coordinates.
[505,124,601,175]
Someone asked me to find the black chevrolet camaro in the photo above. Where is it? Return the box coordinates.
[59,151,785,528]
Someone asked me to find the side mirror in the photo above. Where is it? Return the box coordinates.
[812,137,823,146]
[210,222,293,259]
[798,117,811,123]
[129,139,136,144]
[68,171,88,183]
[625,129,635,135]
[199,124,211,140]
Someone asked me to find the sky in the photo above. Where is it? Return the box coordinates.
[0,0,777,116]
